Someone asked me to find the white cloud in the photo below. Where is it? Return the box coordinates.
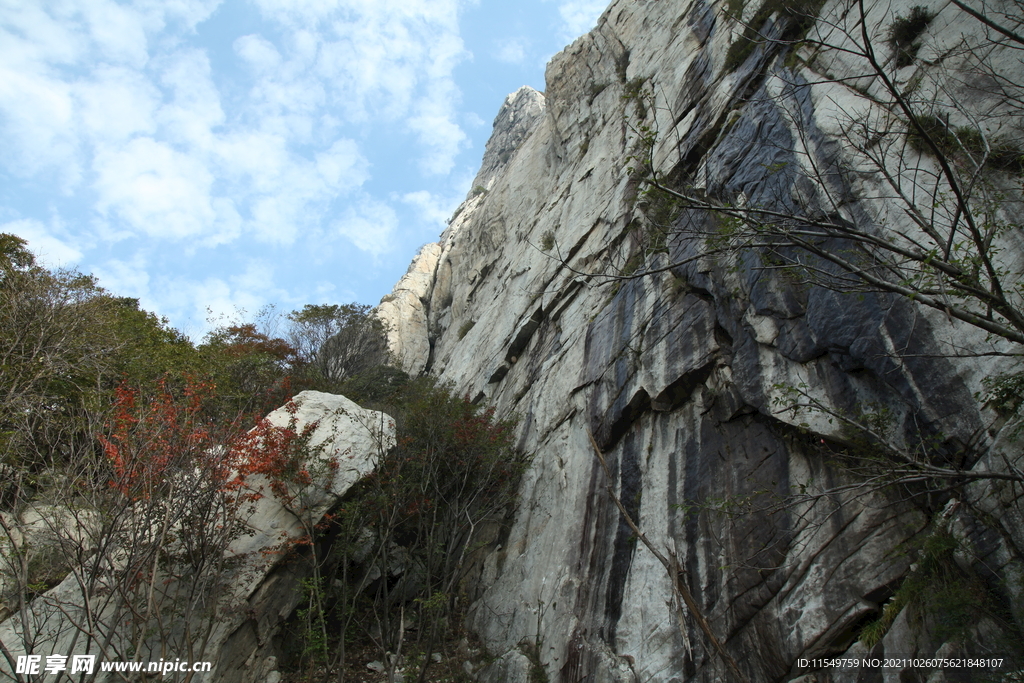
[554,0,606,41]
[408,85,468,175]
[92,253,152,299]
[75,65,160,143]
[272,0,470,170]
[213,133,367,244]
[334,197,399,255]
[315,139,368,190]
[0,0,478,333]
[493,38,527,65]
[156,49,225,148]
[76,0,152,67]
[0,0,211,184]
[0,64,80,183]
[93,137,224,240]
[402,190,460,230]
[234,34,282,72]
[0,218,83,267]
[149,272,269,340]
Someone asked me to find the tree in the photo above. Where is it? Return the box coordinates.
[0,377,254,681]
[270,376,528,682]
[287,304,390,387]
[200,321,298,418]
[0,235,115,474]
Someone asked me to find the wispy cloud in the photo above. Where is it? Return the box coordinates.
[493,38,528,65]
[402,189,461,229]
[0,0,477,332]
[552,0,606,42]
[0,0,468,251]
[333,196,400,257]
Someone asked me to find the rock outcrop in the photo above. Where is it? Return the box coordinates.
[379,0,1024,680]
[0,391,393,683]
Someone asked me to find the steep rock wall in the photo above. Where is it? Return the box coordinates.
[380,0,1024,680]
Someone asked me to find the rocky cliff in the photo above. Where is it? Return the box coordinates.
[378,0,1024,680]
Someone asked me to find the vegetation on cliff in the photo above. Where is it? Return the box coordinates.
[0,234,526,682]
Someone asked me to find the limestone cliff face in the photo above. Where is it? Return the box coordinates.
[380,0,1024,680]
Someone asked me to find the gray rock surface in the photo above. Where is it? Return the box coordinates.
[380,0,1024,680]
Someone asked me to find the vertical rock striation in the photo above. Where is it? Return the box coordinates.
[381,0,1024,680]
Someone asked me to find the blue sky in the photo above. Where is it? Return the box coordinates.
[0,0,607,337]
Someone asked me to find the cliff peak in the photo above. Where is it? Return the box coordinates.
[468,85,546,195]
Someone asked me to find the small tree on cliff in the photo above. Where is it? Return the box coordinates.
[287,303,390,387]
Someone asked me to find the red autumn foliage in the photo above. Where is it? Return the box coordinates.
[99,377,231,498]
[230,400,325,504]
[99,381,333,511]
[215,323,298,364]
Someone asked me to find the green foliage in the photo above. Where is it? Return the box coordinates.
[105,298,204,384]
[621,251,645,278]
[724,0,825,72]
[23,543,70,598]
[888,6,933,68]
[982,371,1024,432]
[0,244,118,469]
[377,377,527,549]
[521,640,549,683]
[284,376,529,679]
[458,319,476,340]
[908,114,1024,174]
[0,233,35,273]
[615,185,678,280]
[666,273,689,297]
[472,186,488,197]
[285,302,390,394]
[0,233,395,472]
[295,576,329,673]
[587,82,609,104]
[726,0,745,16]
[639,186,683,238]
[615,49,631,83]
[198,316,298,419]
[336,364,411,406]
[622,77,649,119]
[540,230,556,251]
[859,528,1013,647]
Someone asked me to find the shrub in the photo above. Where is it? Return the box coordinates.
[458,319,476,339]
[889,6,933,68]
[283,377,529,680]
[908,114,1024,173]
[540,230,556,251]
[858,528,1009,647]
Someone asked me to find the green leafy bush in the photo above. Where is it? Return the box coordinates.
[540,230,556,251]
[889,6,933,68]
[279,375,529,680]
[909,115,1024,173]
